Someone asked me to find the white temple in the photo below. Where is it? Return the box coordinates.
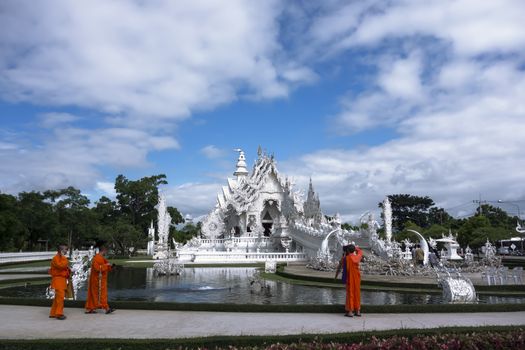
[174,147,358,263]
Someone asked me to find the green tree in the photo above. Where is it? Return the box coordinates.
[114,174,168,231]
[477,204,516,229]
[167,206,184,226]
[378,194,435,231]
[457,215,491,247]
[395,221,423,242]
[424,224,449,239]
[17,191,57,250]
[93,196,119,226]
[428,207,454,227]
[172,222,202,244]
[341,223,359,231]
[44,187,92,250]
[99,218,143,256]
[0,193,25,251]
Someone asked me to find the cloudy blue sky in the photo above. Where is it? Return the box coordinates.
[1,0,524,222]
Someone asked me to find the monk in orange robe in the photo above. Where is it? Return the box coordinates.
[85,242,115,314]
[49,244,70,320]
[345,244,363,317]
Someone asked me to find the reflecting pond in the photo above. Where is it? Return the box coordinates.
[1,267,524,305]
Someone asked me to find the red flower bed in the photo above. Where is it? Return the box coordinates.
[227,330,525,350]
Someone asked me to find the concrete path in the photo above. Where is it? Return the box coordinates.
[0,305,524,339]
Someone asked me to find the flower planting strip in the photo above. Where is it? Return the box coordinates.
[0,326,523,350]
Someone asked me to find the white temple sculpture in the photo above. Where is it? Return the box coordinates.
[176,147,358,263]
[153,194,172,260]
[147,221,155,256]
[434,232,463,261]
[437,270,477,303]
[364,198,398,260]
[383,197,393,242]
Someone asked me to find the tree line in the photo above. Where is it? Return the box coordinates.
[0,174,201,255]
[1,184,520,254]
[377,194,521,248]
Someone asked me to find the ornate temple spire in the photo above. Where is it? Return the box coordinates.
[233,148,249,179]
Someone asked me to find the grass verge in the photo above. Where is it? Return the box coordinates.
[2,297,525,313]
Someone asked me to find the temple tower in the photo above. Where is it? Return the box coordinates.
[233,148,249,179]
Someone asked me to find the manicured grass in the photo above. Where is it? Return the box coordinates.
[0,326,523,350]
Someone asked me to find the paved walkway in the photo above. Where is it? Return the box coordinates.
[0,305,523,339]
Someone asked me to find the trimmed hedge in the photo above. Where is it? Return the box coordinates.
[2,296,525,313]
[0,326,523,350]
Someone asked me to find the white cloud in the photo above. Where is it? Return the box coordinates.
[0,125,179,193]
[38,112,80,128]
[282,57,525,222]
[95,181,116,198]
[200,145,226,159]
[336,0,525,57]
[378,54,423,100]
[280,0,525,222]
[165,182,223,217]
[1,0,524,225]
[0,0,314,127]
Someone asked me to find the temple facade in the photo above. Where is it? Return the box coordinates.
[175,147,357,263]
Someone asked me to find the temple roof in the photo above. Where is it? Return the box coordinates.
[215,149,302,215]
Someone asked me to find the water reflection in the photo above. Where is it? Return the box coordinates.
[1,267,524,305]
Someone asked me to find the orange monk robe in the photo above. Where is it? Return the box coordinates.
[49,254,70,317]
[85,253,112,311]
[345,247,363,312]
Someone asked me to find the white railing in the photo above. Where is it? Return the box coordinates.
[0,251,55,265]
[198,237,272,245]
[178,251,307,263]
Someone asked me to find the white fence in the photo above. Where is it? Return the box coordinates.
[0,251,55,265]
[178,251,307,263]
[197,237,272,245]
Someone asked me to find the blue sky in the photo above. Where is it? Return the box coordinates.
[1,0,524,221]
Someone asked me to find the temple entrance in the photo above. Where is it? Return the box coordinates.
[261,211,273,236]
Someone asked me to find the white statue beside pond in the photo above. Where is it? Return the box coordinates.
[153,194,171,260]
[147,221,155,256]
